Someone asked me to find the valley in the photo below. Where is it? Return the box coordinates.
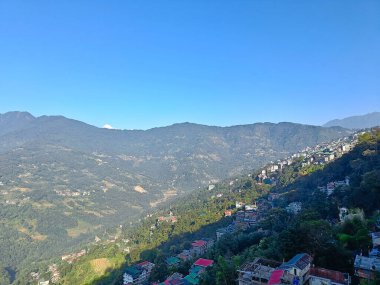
[0,111,353,284]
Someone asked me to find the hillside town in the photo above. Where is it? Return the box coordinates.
[36,131,379,285]
[254,132,360,186]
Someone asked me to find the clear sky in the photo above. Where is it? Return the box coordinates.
[0,1,379,130]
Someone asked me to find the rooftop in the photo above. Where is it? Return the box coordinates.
[193,258,214,268]
[354,255,380,272]
[192,240,207,247]
[310,267,349,284]
[268,269,284,285]
[280,253,312,270]
[166,257,181,265]
[183,274,199,285]
[124,266,143,278]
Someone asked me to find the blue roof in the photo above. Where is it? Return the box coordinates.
[280,253,311,270]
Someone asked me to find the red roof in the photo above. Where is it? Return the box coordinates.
[268,270,284,285]
[137,261,150,266]
[194,258,214,267]
[192,240,207,247]
[309,267,347,284]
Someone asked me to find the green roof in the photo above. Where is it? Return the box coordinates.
[190,272,200,279]
[184,274,199,285]
[124,266,142,278]
[189,266,203,275]
[166,256,180,265]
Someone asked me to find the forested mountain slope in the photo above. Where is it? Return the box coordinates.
[0,111,352,284]
[54,129,380,285]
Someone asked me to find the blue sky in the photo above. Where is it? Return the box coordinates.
[0,1,379,130]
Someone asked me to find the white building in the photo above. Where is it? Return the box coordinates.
[286,202,302,214]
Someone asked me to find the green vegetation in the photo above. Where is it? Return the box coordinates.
[56,129,380,285]
[0,112,352,284]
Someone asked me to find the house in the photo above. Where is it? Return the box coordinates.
[338,207,348,222]
[235,210,258,228]
[190,239,213,256]
[371,232,380,248]
[369,248,380,258]
[158,216,177,223]
[166,257,181,268]
[193,258,214,268]
[200,237,214,249]
[354,255,380,282]
[309,267,351,285]
[286,202,302,214]
[237,253,313,285]
[268,269,287,285]
[188,259,214,278]
[191,240,207,256]
[137,261,155,275]
[182,259,214,285]
[183,272,200,285]
[156,273,185,285]
[279,253,312,285]
[123,261,154,285]
[48,264,60,284]
[177,250,192,261]
[245,202,258,211]
[224,210,232,217]
[343,209,365,222]
[237,258,283,285]
[216,223,236,240]
[61,249,86,264]
[123,266,146,285]
[326,182,335,195]
[39,281,50,285]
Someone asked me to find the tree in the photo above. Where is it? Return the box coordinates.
[215,256,235,285]
[149,254,169,282]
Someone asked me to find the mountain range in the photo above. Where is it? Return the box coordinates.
[0,111,352,282]
[323,111,380,129]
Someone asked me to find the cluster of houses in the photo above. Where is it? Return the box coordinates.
[353,228,380,283]
[42,250,87,284]
[48,264,60,284]
[54,189,91,197]
[123,258,215,285]
[237,253,351,285]
[123,261,156,285]
[318,177,350,196]
[157,210,178,224]
[157,216,178,223]
[61,249,86,264]
[155,258,214,285]
[217,200,270,240]
[285,176,351,216]
[176,238,214,262]
[286,202,302,215]
[122,237,214,285]
[255,134,359,186]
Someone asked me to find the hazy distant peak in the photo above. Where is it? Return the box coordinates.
[323,112,380,129]
[0,111,36,136]
[1,111,35,120]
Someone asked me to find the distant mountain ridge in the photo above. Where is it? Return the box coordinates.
[323,111,380,129]
[0,111,353,193]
